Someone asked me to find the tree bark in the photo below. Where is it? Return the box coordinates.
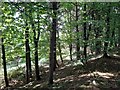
[0,31,1,70]
[49,2,57,84]
[76,2,80,60]
[68,10,73,61]
[53,2,57,71]
[25,23,32,83]
[69,44,73,61]
[119,24,120,49]
[32,13,41,80]
[94,14,101,55]
[104,4,110,57]
[83,4,87,61]
[34,40,40,80]
[2,37,9,87]
[57,31,63,63]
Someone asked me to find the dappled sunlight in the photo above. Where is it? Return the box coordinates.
[54,78,65,83]
[59,66,66,70]
[33,84,42,88]
[54,75,74,83]
[88,55,103,61]
[1,56,120,89]
[80,85,100,90]
[79,71,114,79]
[18,81,39,89]
[111,54,120,59]
[9,79,23,86]
[52,56,120,89]
[1,2,120,90]
[94,71,114,78]
[113,54,120,57]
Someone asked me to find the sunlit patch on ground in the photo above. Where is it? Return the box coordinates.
[79,71,114,79]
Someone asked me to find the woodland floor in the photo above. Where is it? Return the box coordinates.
[1,55,120,90]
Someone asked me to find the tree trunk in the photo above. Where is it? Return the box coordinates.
[118,25,120,54]
[76,2,80,60]
[34,41,40,80]
[104,4,110,57]
[2,37,9,87]
[95,15,101,55]
[57,31,63,63]
[0,31,1,70]
[28,44,32,78]
[83,4,87,61]
[49,2,57,84]
[110,19,117,48]
[68,10,73,61]
[53,2,57,71]
[69,44,73,61]
[31,10,41,81]
[110,22,115,47]
[25,23,32,83]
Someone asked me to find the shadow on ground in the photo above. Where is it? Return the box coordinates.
[2,56,120,90]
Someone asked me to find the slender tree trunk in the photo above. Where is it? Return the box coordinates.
[53,32,57,71]
[53,2,57,71]
[0,31,1,70]
[33,31,40,81]
[69,44,73,61]
[34,41,40,80]
[68,10,73,61]
[104,4,110,57]
[25,23,32,83]
[83,4,87,61]
[2,37,9,87]
[57,31,63,63]
[76,2,80,60]
[86,6,93,55]
[90,3,101,55]
[25,27,30,83]
[49,2,57,84]
[24,6,32,82]
[111,19,117,47]
[110,20,115,47]
[87,23,91,54]
[32,13,41,80]
[95,15,101,55]
[28,44,32,78]
[118,25,120,54]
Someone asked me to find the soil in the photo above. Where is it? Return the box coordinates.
[1,55,120,90]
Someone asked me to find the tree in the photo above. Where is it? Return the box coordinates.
[104,3,111,57]
[83,3,87,62]
[92,3,101,55]
[68,10,73,61]
[2,36,9,87]
[25,21,31,83]
[31,11,41,81]
[22,4,32,83]
[1,2,120,88]
[75,2,80,60]
[57,30,63,63]
[0,31,1,70]
[49,2,57,84]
